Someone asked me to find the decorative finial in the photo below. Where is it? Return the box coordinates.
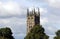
[27,8,29,16]
[38,8,40,16]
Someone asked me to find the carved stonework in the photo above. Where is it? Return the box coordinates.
[27,8,40,33]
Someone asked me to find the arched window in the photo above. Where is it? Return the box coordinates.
[29,26,32,28]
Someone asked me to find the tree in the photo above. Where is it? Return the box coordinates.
[24,24,49,39]
[0,27,14,39]
[54,30,60,39]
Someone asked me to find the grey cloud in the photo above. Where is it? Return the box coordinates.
[27,0,45,2]
[0,17,26,39]
[0,1,27,18]
[41,6,60,36]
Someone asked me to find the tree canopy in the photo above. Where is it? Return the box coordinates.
[0,27,14,39]
[24,24,49,39]
[54,30,60,39]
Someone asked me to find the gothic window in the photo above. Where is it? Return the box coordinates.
[29,26,32,29]
[31,17,33,19]
[28,17,30,19]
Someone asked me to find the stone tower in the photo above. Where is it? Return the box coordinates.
[27,8,40,33]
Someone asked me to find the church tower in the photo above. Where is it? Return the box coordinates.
[27,8,40,33]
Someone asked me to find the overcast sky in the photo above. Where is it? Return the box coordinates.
[0,0,60,39]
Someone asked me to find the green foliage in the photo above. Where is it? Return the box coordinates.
[54,30,60,39]
[0,27,14,39]
[25,25,49,39]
